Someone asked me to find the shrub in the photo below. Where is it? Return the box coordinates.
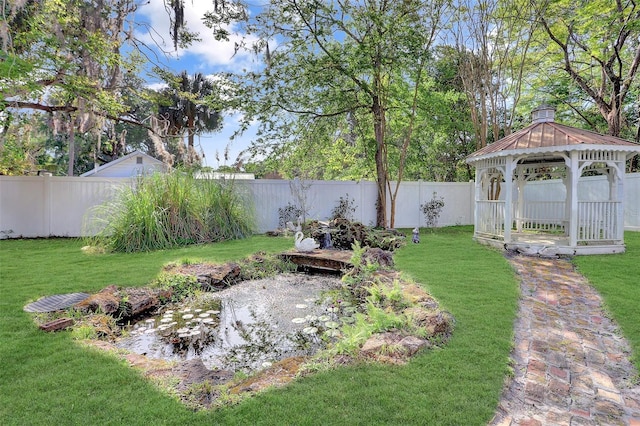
[151,272,199,302]
[278,202,304,229]
[330,194,357,221]
[85,171,255,252]
[420,192,445,228]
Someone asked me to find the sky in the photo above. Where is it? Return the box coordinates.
[135,0,263,169]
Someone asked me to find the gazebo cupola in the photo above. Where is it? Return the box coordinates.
[466,106,640,255]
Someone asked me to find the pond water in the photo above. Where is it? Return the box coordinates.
[115,273,347,374]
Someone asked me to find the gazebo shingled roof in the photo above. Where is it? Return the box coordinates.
[468,121,640,161]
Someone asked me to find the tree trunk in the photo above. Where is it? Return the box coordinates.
[606,107,621,137]
[67,119,75,176]
[372,96,387,228]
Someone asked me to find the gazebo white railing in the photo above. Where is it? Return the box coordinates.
[515,201,566,233]
[577,201,620,242]
[476,200,505,236]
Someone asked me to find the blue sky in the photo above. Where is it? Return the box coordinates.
[135,0,263,169]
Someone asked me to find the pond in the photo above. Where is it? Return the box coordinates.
[115,273,346,374]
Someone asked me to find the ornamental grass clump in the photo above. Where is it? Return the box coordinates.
[86,172,255,252]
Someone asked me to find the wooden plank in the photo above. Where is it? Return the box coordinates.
[280,250,353,274]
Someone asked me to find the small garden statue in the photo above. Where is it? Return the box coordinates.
[412,227,420,244]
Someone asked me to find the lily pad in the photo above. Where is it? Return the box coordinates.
[324,329,341,337]
[324,321,339,329]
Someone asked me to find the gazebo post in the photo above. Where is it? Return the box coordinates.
[503,156,514,244]
[568,151,580,248]
[516,171,525,232]
[613,159,625,243]
[473,166,481,238]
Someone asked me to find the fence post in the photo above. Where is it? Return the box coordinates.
[43,174,52,237]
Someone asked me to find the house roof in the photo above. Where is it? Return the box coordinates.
[466,113,640,164]
[80,150,164,177]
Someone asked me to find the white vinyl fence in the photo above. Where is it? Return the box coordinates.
[1,174,638,239]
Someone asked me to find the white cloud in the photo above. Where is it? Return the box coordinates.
[135,0,259,71]
[145,82,168,91]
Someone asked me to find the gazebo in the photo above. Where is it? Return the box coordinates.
[466,106,640,255]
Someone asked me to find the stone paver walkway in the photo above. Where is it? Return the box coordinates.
[491,254,640,426]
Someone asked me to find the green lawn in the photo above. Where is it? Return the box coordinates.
[1,228,520,425]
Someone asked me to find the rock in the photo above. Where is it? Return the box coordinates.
[360,332,429,361]
[424,311,455,336]
[308,218,406,252]
[171,359,234,408]
[39,317,74,332]
[119,288,159,319]
[361,332,401,355]
[173,359,234,390]
[196,263,241,290]
[399,335,430,355]
[405,307,454,337]
[401,284,439,308]
[362,247,394,268]
[75,285,120,314]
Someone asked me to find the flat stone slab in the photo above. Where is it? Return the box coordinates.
[24,292,90,313]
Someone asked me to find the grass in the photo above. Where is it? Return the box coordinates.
[573,231,640,368]
[0,227,521,425]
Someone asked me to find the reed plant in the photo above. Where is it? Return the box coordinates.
[85,172,255,252]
